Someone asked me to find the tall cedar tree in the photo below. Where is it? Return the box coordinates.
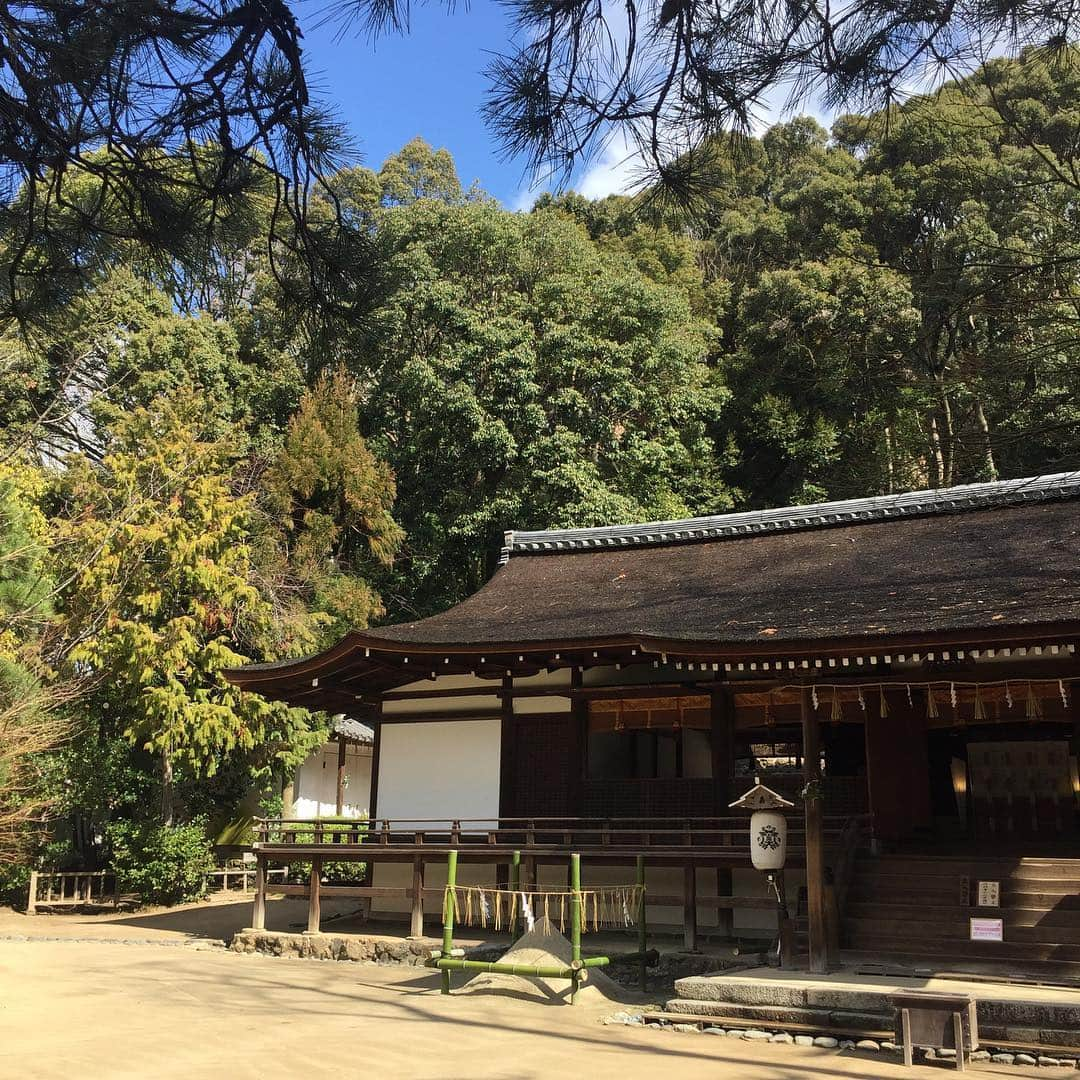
[56,396,323,824]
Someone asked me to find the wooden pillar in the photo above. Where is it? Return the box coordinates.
[368,713,382,819]
[499,675,515,818]
[410,857,425,938]
[307,858,322,934]
[683,862,698,951]
[25,870,38,916]
[570,667,586,816]
[715,868,733,938]
[801,685,830,974]
[335,736,347,816]
[252,854,266,930]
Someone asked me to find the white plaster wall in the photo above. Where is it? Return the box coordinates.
[372,717,502,915]
[293,742,372,818]
[376,718,502,824]
[382,673,502,717]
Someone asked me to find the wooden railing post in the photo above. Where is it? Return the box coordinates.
[26,870,37,915]
[683,862,698,952]
[307,858,322,934]
[410,856,425,938]
[252,854,267,930]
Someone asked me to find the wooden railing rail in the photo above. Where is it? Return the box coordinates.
[205,866,287,893]
[253,814,859,856]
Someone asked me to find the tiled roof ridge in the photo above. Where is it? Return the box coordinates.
[501,472,1080,562]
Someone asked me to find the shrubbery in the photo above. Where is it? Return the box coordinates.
[107,818,216,906]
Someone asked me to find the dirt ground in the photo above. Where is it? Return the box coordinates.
[0,903,1067,1079]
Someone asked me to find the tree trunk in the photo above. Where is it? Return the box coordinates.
[974,399,998,481]
[928,416,945,487]
[939,392,955,487]
[161,748,174,826]
[884,425,896,493]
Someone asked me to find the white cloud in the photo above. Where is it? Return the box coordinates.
[509,131,640,210]
[577,134,641,199]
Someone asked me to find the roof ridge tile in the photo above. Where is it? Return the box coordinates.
[501,472,1080,561]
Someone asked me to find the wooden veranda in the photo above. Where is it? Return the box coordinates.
[249,812,868,952]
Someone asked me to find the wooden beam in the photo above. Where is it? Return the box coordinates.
[801,685,830,974]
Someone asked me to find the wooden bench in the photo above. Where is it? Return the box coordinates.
[890,990,978,1071]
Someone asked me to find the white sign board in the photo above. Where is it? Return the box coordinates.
[970,917,1004,942]
[977,880,1000,908]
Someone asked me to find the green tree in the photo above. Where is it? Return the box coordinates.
[344,200,727,614]
[55,395,324,824]
[0,457,68,864]
[261,369,403,647]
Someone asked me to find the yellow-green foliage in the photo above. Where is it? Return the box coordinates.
[57,394,321,774]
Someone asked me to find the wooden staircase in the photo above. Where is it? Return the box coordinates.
[844,853,1080,976]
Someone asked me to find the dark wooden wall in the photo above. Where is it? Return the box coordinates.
[864,689,933,840]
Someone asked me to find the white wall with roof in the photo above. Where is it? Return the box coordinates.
[293,741,372,819]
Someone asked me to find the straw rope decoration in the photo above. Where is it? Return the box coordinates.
[443,885,645,933]
[797,676,1079,725]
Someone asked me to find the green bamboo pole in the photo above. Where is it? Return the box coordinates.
[636,854,647,992]
[431,959,578,977]
[441,850,458,995]
[510,850,521,941]
[569,852,582,1004]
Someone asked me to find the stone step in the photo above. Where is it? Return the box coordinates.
[663,998,889,1032]
[670,973,1080,1047]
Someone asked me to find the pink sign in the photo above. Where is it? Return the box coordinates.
[970,917,1004,942]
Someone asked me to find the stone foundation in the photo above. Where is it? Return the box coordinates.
[230,928,444,964]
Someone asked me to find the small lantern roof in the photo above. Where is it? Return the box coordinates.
[728,778,794,810]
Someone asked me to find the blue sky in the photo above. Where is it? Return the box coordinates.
[302,3,544,207]
[299,2,833,208]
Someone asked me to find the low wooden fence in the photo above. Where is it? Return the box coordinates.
[26,865,288,912]
[26,870,118,913]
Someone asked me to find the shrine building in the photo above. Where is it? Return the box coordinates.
[227,472,1080,976]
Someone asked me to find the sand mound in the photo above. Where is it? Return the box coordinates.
[456,917,628,1005]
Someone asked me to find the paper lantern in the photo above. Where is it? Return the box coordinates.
[729,779,794,872]
[751,810,788,870]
